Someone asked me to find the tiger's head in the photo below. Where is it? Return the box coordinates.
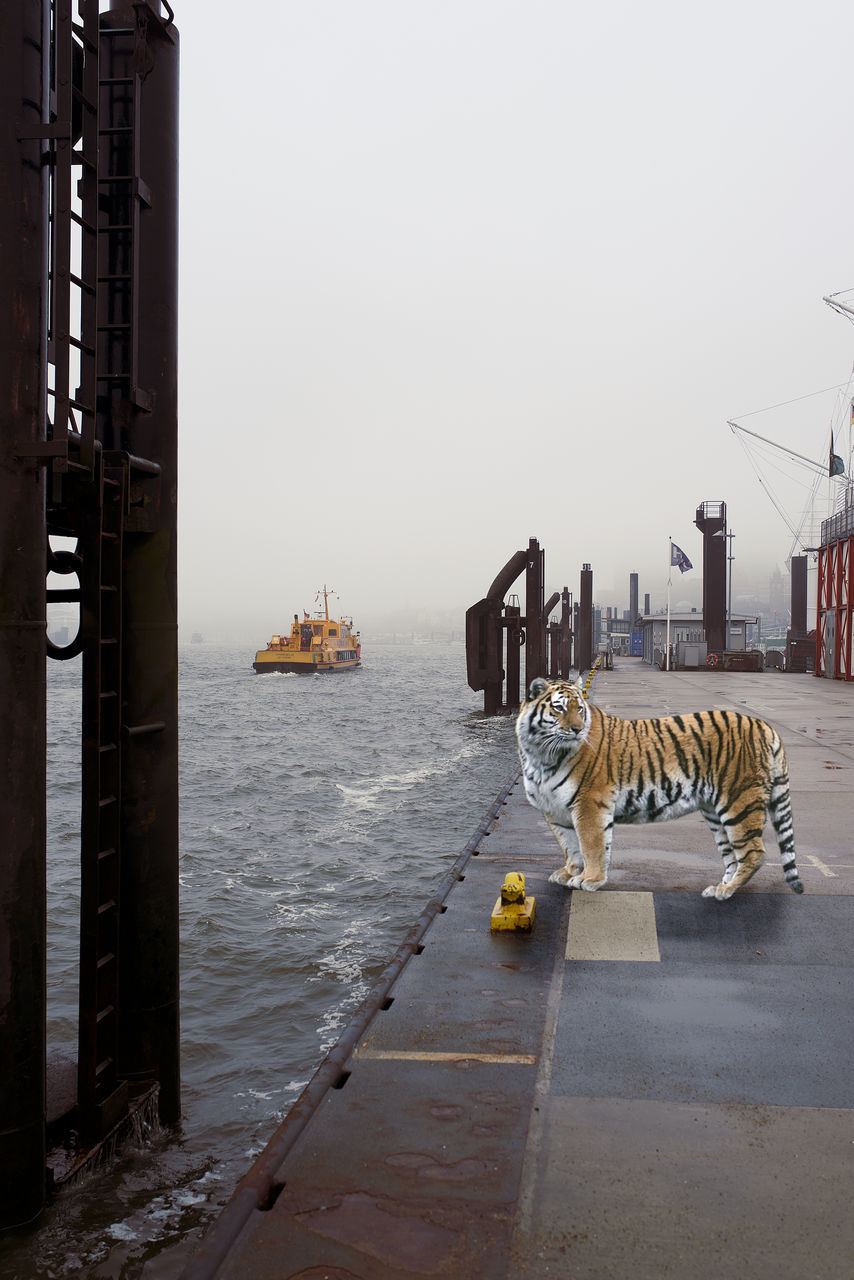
[516,676,590,763]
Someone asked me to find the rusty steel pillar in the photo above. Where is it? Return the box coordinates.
[99,3,181,1127]
[695,501,727,656]
[0,0,49,1229]
[790,555,808,635]
[524,536,546,690]
[466,548,527,714]
[504,603,522,709]
[577,564,593,671]
[559,588,573,676]
[544,591,560,677]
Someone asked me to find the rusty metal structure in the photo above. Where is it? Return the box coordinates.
[576,562,593,671]
[817,494,854,679]
[465,537,576,714]
[694,500,727,660]
[1,0,180,1228]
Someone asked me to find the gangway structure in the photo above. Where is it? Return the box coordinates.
[465,537,577,714]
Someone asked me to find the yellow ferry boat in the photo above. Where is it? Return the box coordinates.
[252,586,361,674]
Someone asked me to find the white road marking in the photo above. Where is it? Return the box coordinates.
[806,855,839,878]
[354,1050,536,1064]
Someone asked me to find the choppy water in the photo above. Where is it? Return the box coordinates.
[1,640,517,1279]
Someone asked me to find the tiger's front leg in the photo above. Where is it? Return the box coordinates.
[545,817,584,887]
[567,803,613,891]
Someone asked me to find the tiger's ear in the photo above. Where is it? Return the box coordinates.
[528,677,549,699]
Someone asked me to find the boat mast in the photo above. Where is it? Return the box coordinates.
[822,294,854,322]
[727,420,830,477]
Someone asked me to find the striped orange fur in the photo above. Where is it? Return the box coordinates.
[516,677,803,900]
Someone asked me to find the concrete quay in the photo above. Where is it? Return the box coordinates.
[184,658,854,1280]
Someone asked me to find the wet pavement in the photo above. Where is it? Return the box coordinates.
[183,660,854,1279]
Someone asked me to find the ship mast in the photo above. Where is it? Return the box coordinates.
[727,421,830,478]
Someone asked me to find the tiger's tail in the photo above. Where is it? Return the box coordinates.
[768,734,804,894]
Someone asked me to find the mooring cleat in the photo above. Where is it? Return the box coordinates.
[490,872,536,931]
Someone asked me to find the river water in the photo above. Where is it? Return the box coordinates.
[0,639,518,1279]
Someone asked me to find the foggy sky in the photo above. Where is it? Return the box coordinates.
[175,0,854,640]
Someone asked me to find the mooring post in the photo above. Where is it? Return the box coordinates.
[544,591,560,678]
[577,564,593,671]
[559,588,572,676]
[101,5,182,1127]
[504,602,522,709]
[694,501,727,658]
[524,537,546,690]
[0,0,49,1229]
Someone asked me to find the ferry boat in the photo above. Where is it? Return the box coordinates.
[252,587,361,674]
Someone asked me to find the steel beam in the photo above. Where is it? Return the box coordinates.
[0,0,49,1230]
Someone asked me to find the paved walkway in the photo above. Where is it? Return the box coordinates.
[185,660,854,1280]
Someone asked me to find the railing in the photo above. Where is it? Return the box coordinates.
[821,501,854,546]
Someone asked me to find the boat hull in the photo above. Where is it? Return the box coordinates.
[252,654,361,675]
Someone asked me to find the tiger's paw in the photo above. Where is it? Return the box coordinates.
[702,882,736,901]
[549,867,574,887]
[571,875,606,892]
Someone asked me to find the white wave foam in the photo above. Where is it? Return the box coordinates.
[334,739,483,812]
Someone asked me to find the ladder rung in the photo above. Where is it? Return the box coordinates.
[125,721,166,738]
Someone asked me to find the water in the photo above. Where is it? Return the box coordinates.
[0,639,517,1279]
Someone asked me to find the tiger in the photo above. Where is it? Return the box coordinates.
[515,676,804,901]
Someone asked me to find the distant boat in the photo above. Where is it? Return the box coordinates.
[253,586,361,674]
[191,632,203,644]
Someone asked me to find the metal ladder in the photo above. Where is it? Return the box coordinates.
[77,458,128,1138]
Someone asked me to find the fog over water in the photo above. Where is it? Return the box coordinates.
[174,0,854,638]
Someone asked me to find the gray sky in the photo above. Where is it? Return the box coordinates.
[175,0,854,638]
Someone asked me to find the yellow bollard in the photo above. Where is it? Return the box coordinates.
[491,872,536,931]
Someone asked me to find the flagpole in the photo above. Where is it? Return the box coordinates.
[665,539,672,672]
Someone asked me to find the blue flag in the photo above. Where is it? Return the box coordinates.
[671,542,692,574]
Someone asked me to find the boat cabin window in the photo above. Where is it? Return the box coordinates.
[329,628,337,636]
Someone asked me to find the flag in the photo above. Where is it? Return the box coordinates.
[829,431,845,478]
[670,542,693,574]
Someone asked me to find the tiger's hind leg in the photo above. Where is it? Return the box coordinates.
[768,768,805,894]
[701,790,766,900]
[700,804,738,887]
[545,817,584,887]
